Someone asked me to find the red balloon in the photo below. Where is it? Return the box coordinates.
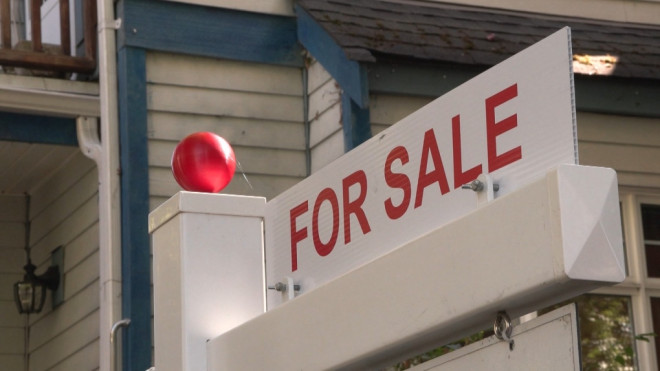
[171,132,236,193]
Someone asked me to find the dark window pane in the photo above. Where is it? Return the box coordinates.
[643,204,660,277]
[643,204,660,241]
[577,295,636,370]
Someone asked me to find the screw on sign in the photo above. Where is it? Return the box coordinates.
[171,132,236,193]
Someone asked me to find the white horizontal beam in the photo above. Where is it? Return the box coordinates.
[0,75,99,117]
[207,165,624,370]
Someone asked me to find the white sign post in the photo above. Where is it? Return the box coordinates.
[265,27,578,307]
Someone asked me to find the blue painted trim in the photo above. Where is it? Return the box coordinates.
[0,111,77,145]
[296,5,369,109]
[342,93,372,151]
[117,46,152,371]
[117,0,302,67]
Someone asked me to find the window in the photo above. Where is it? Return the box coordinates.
[643,204,660,278]
[577,295,636,370]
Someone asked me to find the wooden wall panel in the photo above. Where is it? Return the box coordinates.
[29,168,97,246]
[148,84,303,122]
[147,52,302,96]
[307,60,343,173]
[369,93,432,127]
[148,141,306,177]
[0,195,26,370]
[310,104,342,149]
[28,311,98,371]
[311,130,343,173]
[146,51,307,208]
[0,195,26,222]
[148,112,305,151]
[0,354,23,370]
[29,282,99,351]
[29,153,95,218]
[47,339,99,371]
[23,150,99,371]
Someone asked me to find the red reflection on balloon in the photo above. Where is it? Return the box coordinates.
[171,132,236,193]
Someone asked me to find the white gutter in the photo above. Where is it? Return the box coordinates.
[77,1,123,371]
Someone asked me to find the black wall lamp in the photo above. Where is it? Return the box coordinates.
[13,195,62,314]
[14,260,60,314]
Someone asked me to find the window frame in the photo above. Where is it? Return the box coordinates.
[591,191,660,371]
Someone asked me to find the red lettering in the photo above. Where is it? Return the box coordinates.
[452,114,482,189]
[384,146,411,220]
[486,84,521,172]
[415,129,450,208]
[342,170,371,244]
[312,188,339,257]
[289,201,308,272]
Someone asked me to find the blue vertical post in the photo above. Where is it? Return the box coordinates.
[342,94,372,151]
[116,45,152,371]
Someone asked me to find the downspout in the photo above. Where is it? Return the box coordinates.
[77,1,122,371]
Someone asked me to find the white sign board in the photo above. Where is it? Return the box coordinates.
[265,27,576,307]
[408,305,580,371]
[208,165,624,370]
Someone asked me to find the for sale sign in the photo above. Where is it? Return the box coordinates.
[265,28,577,308]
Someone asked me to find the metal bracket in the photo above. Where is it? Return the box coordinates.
[462,174,499,204]
[268,277,300,301]
[99,18,122,31]
[493,311,515,351]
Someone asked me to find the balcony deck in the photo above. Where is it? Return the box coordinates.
[0,0,96,75]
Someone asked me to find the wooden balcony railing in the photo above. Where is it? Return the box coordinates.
[0,0,96,74]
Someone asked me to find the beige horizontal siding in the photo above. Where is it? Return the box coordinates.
[29,168,97,247]
[0,273,22,300]
[148,140,307,177]
[149,167,303,205]
[148,111,305,151]
[47,339,99,371]
[25,150,99,371]
[0,301,22,326]
[148,84,303,122]
[370,93,433,127]
[146,52,307,207]
[311,130,344,173]
[29,281,99,351]
[0,195,25,222]
[28,310,98,371]
[577,113,660,189]
[147,52,302,96]
[309,101,342,149]
[307,59,344,173]
[0,194,26,369]
[29,154,95,218]
[0,354,23,370]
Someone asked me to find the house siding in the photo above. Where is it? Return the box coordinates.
[307,58,343,173]
[146,52,307,209]
[0,195,28,371]
[430,0,660,25]
[26,152,99,371]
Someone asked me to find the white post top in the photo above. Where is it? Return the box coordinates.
[148,191,267,234]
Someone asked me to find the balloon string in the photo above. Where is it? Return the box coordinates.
[236,161,253,190]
